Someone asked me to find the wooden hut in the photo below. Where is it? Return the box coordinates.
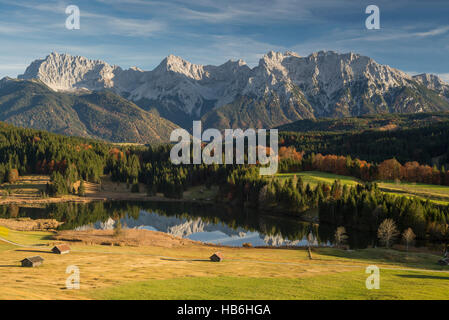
[52,244,71,254]
[210,252,223,262]
[21,256,44,267]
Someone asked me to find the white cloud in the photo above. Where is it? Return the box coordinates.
[0,0,166,37]
[95,0,319,24]
[414,26,449,37]
[93,16,166,37]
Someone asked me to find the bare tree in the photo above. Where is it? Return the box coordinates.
[402,228,416,252]
[334,226,348,247]
[377,219,399,248]
[113,219,123,237]
[307,231,314,260]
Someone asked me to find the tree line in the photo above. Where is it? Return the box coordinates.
[277,146,449,186]
[279,121,449,166]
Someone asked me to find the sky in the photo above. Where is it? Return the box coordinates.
[0,0,449,81]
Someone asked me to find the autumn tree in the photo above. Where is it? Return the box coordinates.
[378,219,399,248]
[402,227,416,252]
[378,159,402,181]
[334,226,348,247]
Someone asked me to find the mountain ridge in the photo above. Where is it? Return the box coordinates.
[17,51,449,130]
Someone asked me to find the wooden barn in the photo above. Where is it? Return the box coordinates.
[21,256,44,267]
[52,244,71,254]
[210,252,223,262]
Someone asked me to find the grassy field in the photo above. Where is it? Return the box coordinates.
[90,271,449,300]
[276,171,449,204]
[1,229,448,300]
[276,171,361,187]
[182,185,218,201]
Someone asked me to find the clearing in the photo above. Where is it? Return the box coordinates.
[276,171,449,204]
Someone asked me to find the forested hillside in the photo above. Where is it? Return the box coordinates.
[278,112,449,166]
[0,121,108,183]
[0,78,178,144]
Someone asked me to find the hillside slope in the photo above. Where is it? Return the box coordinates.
[0,78,178,144]
[277,112,449,165]
[277,112,449,133]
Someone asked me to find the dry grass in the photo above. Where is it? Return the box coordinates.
[0,218,62,231]
[378,123,399,131]
[52,229,201,247]
[0,230,353,300]
[1,229,448,300]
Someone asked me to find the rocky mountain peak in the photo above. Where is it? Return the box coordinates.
[413,73,449,99]
[19,52,119,91]
[16,51,449,129]
[154,54,205,80]
[414,73,448,87]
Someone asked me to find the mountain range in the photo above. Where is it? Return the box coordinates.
[1,50,448,142]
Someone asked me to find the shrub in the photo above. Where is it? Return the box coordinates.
[7,169,19,184]
[78,180,86,196]
[113,219,123,237]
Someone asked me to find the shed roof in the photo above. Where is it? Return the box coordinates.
[210,252,223,261]
[21,256,44,263]
[52,244,71,252]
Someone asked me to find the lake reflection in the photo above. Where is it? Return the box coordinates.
[0,201,375,248]
[80,211,319,247]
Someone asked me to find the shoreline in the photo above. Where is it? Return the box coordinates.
[0,193,216,206]
[0,174,218,206]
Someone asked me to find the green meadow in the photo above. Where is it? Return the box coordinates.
[275,171,449,204]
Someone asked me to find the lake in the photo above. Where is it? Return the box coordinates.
[0,201,377,248]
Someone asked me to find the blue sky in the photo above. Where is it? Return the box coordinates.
[0,0,448,81]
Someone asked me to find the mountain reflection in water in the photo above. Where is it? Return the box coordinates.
[0,201,374,248]
[78,212,318,247]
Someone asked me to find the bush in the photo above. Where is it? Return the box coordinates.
[7,169,19,184]
[113,219,123,237]
[78,180,86,196]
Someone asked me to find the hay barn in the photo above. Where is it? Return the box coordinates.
[210,252,223,262]
[52,244,71,254]
[21,256,44,267]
